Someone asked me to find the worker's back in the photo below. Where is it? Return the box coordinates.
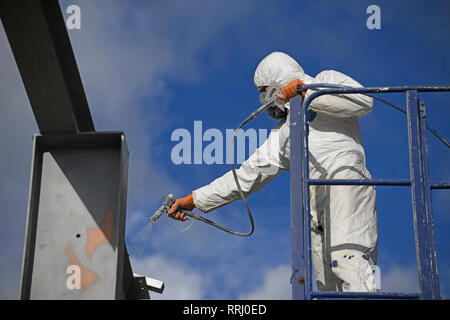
[309,113,366,174]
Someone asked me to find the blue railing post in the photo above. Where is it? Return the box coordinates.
[406,90,435,299]
[289,94,307,299]
[418,99,440,299]
[301,95,314,300]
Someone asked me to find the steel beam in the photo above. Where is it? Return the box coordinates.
[20,132,130,299]
[0,0,94,133]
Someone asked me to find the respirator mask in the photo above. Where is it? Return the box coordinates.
[259,86,288,120]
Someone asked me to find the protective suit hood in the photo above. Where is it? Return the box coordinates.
[254,51,314,89]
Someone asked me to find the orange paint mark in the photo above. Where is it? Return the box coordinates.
[86,211,114,256]
[65,248,98,289]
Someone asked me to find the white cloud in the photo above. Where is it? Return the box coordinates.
[130,255,209,300]
[380,264,419,293]
[59,0,260,211]
[239,264,291,300]
[0,0,260,299]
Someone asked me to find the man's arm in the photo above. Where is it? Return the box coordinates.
[192,120,290,213]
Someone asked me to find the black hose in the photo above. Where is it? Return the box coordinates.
[179,99,276,236]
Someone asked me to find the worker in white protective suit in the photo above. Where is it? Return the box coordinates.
[168,51,378,292]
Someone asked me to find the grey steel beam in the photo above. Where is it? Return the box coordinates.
[20,132,131,299]
[0,0,95,133]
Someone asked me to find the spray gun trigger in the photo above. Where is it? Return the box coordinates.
[161,214,194,232]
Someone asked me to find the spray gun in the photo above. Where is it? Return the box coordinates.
[150,193,253,236]
[149,194,193,232]
[149,194,175,224]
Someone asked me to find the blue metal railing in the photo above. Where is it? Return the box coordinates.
[289,85,450,300]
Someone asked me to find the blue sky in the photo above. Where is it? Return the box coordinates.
[0,0,449,299]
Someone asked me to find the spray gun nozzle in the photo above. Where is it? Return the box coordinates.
[149,194,176,224]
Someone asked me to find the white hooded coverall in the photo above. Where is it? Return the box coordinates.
[192,52,378,292]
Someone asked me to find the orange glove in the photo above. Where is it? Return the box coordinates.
[167,194,195,221]
[276,79,305,102]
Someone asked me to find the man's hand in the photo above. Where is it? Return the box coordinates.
[276,79,305,102]
[167,194,195,221]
